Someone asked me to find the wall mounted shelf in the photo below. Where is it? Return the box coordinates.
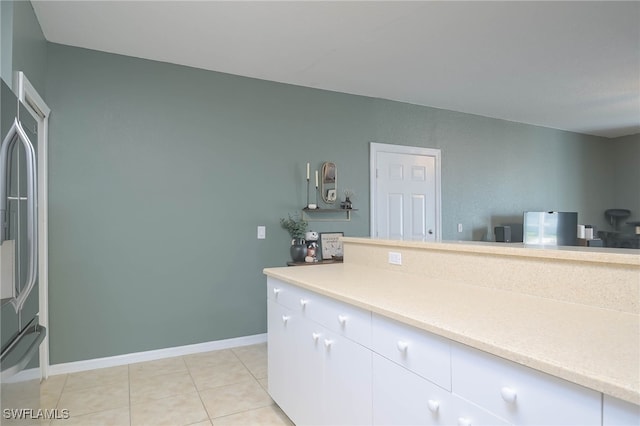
[286,259,344,266]
[302,207,358,222]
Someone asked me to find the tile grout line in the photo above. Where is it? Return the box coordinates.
[230,345,279,417]
[184,354,216,425]
[127,364,132,426]
[44,344,273,425]
[50,367,131,422]
[51,373,68,414]
[196,348,254,424]
[193,347,272,424]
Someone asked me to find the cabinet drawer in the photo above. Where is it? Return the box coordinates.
[309,293,371,347]
[451,391,511,426]
[451,343,601,426]
[267,277,314,313]
[372,314,451,390]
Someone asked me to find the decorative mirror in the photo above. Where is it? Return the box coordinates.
[321,162,337,204]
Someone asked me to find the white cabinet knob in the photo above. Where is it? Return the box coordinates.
[427,399,440,413]
[397,340,409,353]
[337,315,348,325]
[300,298,308,307]
[281,315,290,324]
[273,288,281,297]
[324,339,334,348]
[312,332,321,341]
[457,417,472,426]
[500,386,517,403]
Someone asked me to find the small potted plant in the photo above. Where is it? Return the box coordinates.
[280,213,308,262]
[342,189,355,209]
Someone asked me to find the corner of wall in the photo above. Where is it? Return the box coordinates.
[0,0,14,87]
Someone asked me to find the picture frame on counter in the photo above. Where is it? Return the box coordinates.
[319,232,344,260]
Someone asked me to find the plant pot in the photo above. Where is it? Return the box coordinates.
[290,238,307,262]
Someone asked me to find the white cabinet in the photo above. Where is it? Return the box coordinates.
[267,277,640,426]
[603,395,640,426]
[451,343,602,426]
[267,279,372,426]
[372,313,451,390]
[292,312,325,425]
[267,300,304,422]
[321,325,372,425]
[312,292,372,347]
[293,315,372,426]
[373,352,446,426]
[373,353,509,426]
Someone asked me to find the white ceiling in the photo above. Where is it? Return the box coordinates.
[31,1,640,138]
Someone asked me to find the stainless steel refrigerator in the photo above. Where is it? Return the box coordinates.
[1,78,46,423]
[523,211,578,246]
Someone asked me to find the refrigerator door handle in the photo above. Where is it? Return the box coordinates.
[0,118,38,313]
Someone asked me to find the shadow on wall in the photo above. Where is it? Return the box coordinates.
[471,215,524,242]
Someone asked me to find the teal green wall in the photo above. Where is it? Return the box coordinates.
[45,44,371,363]
[0,0,46,93]
[0,0,14,86]
[11,0,46,94]
[44,43,629,364]
[367,103,615,240]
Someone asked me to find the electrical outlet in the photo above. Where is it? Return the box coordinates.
[457,223,463,233]
[388,251,402,265]
[257,226,266,239]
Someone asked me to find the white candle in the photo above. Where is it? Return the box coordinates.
[306,163,310,180]
[315,170,319,188]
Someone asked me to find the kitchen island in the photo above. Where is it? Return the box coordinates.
[264,238,639,425]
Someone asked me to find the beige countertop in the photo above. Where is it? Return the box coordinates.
[263,263,640,405]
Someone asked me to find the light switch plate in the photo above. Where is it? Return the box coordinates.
[257,226,266,239]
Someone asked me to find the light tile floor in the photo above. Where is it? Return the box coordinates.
[30,343,293,426]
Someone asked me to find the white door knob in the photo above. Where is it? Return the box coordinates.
[397,340,409,353]
[273,288,281,296]
[312,332,321,342]
[427,399,440,413]
[324,339,334,348]
[337,315,348,326]
[458,417,472,426]
[281,315,290,324]
[500,386,517,403]
[300,298,308,307]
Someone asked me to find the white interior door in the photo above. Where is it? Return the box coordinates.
[371,143,441,241]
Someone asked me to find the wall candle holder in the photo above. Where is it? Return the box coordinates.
[315,170,319,207]
[306,162,317,209]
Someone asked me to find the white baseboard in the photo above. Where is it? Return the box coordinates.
[6,333,267,383]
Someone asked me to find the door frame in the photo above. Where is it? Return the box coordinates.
[369,142,442,240]
[16,71,50,380]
